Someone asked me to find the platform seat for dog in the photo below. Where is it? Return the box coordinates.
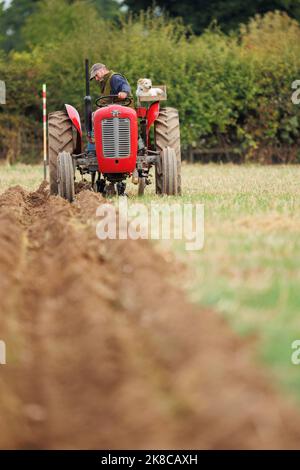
[138,85,167,102]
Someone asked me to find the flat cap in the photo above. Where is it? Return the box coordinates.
[90,63,106,80]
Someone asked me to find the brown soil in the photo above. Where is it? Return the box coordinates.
[0,183,300,449]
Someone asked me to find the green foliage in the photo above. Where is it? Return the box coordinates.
[0,1,5,49]
[22,0,102,48]
[1,0,121,52]
[91,0,121,19]
[1,5,300,163]
[124,0,300,34]
[1,0,40,51]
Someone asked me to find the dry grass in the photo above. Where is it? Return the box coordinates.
[130,163,300,401]
[0,164,43,192]
[179,164,300,401]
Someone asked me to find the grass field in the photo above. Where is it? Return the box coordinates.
[181,164,300,401]
[185,165,300,400]
[0,164,43,191]
[1,162,300,401]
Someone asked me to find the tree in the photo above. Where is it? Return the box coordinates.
[21,0,123,50]
[1,0,40,51]
[123,0,300,33]
[91,0,121,19]
[0,1,6,49]
[1,0,121,52]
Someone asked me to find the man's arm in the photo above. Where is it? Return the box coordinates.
[110,74,131,99]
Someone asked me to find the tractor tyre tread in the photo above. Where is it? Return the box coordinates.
[154,107,181,194]
[48,110,74,195]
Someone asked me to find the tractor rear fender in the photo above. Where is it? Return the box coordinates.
[65,104,83,153]
[146,101,160,135]
[65,104,82,137]
[145,101,160,147]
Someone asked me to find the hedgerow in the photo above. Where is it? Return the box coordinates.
[0,2,300,163]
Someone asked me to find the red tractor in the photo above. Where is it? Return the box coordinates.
[48,60,181,201]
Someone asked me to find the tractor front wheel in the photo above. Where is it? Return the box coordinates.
[57,152,75,202]
[155,147,178,196]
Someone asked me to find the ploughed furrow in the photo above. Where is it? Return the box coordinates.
[1,184,300,449]
[0,186,31,448]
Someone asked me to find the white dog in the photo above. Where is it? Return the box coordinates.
[136,78,164,98]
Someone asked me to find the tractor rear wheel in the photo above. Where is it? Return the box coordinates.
[57,152,75,202]
[154,107,181,194]
[48,111,74,195]
[156,147,178,196]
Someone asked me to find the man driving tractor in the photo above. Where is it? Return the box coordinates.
[48,58,180,202]
[90,63,134,107]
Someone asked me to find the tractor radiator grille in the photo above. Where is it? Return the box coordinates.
[102,118,131,158]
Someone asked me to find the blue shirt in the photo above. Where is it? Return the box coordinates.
[110,74,131,96]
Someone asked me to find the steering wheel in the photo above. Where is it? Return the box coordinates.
[95,94,133,108]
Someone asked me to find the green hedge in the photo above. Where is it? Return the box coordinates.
[1,2,300,163]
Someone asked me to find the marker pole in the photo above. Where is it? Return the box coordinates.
[43,84,47,181]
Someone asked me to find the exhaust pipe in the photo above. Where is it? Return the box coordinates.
[84,58,92,137]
